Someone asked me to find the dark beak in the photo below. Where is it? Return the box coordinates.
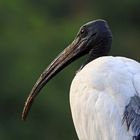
[22,36,90,120]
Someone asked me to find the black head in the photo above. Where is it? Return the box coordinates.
[79,19,112,41]
[22,19,112,120]
[77,19,112,65]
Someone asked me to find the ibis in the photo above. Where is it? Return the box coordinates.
[22,19,140,140]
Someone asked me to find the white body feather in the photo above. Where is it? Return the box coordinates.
[70,56,140,140]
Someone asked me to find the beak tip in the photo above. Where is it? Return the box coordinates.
[21,105,28,121]
[21,107,28,121]
[21,115,26,121]
[21,95,33,121]
[22,82,40,121]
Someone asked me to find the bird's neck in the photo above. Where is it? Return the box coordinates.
[81,37,112,69]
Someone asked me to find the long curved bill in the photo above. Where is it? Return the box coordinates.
[22,37,89,120]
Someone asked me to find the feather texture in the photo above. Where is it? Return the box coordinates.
[70,56,140,140]
[123,96,140,140]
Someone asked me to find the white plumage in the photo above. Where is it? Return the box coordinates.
[70,56,140,140]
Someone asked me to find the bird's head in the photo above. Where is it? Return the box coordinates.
[22,19,112,120]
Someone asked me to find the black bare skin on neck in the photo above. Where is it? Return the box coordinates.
[80,34,112,69]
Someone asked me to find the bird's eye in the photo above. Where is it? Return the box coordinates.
[80,28,85,34]
[80,28,87,37]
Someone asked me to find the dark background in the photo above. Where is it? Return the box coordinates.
[0,0,140,139]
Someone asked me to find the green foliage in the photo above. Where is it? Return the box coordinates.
[0,0,140,140]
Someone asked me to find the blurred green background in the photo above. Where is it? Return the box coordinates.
[0,0,140,140]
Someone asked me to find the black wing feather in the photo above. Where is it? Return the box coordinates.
[123,95,140,140]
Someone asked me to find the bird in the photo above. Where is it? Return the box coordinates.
[22,19,140,140]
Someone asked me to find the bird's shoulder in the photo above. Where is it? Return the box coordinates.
[74,56,140,92]
[86,56,140,71]
[79,56,140,80]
